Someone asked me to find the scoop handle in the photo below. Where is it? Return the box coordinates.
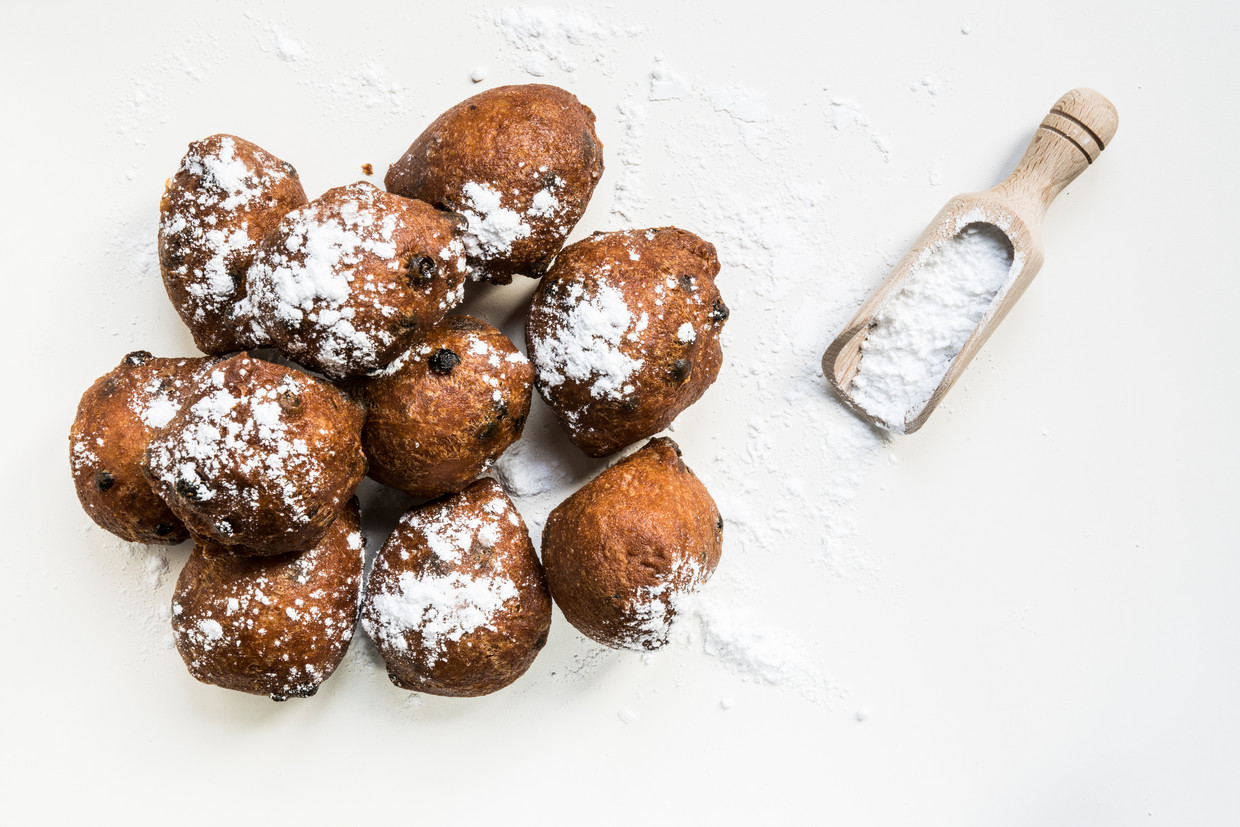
[992,88,1118,214]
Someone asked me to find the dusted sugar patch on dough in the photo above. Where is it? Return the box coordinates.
[850,222,1015,430]
[142,355,365,555]
[368,569,519,663]
[364,495,521,664]
[248,189,400,374]
[530,279,643,400]
[361,479,551,696]
[456,177,571,280]
[625,554,708,649]
[158,135,306,353]
[247,182,468,378]
[460,181,533,264]
[146,369,319,524]
[170,504,365,701]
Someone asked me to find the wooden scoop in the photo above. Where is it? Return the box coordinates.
[822,88,1118,434]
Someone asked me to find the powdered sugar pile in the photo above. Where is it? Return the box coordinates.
[850,221,1017,431]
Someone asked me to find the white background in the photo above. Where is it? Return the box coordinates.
[2,1,1237,824]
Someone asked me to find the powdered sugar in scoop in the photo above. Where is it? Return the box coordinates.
[850,221,1016,431]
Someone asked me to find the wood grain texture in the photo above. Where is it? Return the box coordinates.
[823,88,1117,434]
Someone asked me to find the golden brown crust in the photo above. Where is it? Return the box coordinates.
[246,181,468,379]
[526,227,728,457]
[361,479,552,697]
[385,84,604,284]
[541,438,722,650]
[69,352,218,545]
[158,134,307,354]
[354,315,534,499]
[142,354,366,555]
[171,499,365,701]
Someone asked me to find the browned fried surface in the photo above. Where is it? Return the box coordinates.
[385,84,603,284]
[247,182,468,378]
[541,437,722,650]
[355,315,533,498]
[69,351,217,544]
[143,353,366,555]
[361,479,551,697]
[158,134,307,354]
[172,499,364,700]
[526,227,727,457]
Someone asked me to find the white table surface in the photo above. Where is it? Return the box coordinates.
[3,1,1237,824]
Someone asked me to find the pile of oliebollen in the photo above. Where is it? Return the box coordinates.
[69,84,729,701]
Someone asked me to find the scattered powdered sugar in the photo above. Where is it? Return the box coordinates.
[649,59,691,101]
[197,618,224,641]
[493,423,571,496]
[180,136,263,211]
[486,5,643,77]
[825,98,893,163]
[609,95,648,222]
[138,381,186,430]
[677,322,696,344]
[530,280,644,400]
[528,184,561,218]
[159,136,297,325]
[850,221,1016,431]
[669,590,842,705]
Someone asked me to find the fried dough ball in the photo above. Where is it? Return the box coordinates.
[158,134,307,354]
[171,499,365,701]
[385,84,604,284]
[361,479,552,697]
[246,181,467,378]
[541,437,722,651]
[69,351,217,545]
[143,354,366,555]
[353,315,533,499]
[526,228,728,457]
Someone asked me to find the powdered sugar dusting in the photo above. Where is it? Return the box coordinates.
[623,554,708,650]
[529,280,644,400]
[460,181,532,268]
[486,5,643,77]
[363,494,524,664]
[245,184,406,375]
[368,570,519,662]
[144,366,322,535]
